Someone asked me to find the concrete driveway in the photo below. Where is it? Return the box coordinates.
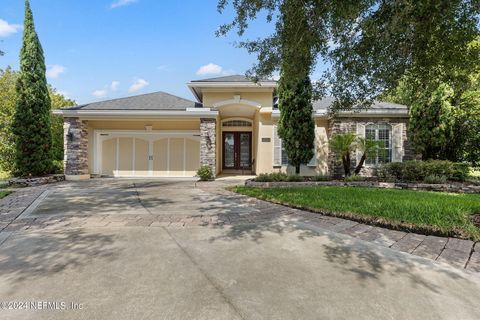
[0,179,479,319]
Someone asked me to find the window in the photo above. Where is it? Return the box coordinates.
[281,143,289,166]
[222,120,252,127]
[365,124,392,165]
[273,125,316,167]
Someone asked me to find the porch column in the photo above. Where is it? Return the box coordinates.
[64,117,90,181]
[200,118,216,177]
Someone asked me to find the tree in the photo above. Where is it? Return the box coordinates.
[278,76,315,174]
[328,0,480,111]
[0,68,74,173]
[217,1,479,111]
[12,0,53,176]
[50,88,75,161]
[329,133,356,177]
[0,68,18,173]
[276,0,315,175]
[409,84,456,160]
[354,137,382,175]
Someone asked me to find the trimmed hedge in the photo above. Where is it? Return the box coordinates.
[379,160,470,182]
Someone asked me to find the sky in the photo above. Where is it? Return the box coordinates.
[0,0,288,105]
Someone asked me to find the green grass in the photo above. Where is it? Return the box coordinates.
[233,186,480,240]
[0,191,10,199]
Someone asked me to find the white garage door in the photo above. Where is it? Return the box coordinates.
[96,131,201,177]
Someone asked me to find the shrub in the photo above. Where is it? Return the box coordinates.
[344,174,366,182]
[380,160,469,182]
[255,172,289,182]
[423,174,447,184]
[51,160,64,174]
[313,174,332,181]
[287,175,304,182]
[196,165,214,181]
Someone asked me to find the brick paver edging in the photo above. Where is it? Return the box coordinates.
[245,179,480,194]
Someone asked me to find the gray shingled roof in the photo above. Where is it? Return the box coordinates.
[67,91,202,111]
[191,75,275,83]
[273,96,407,113]
[312,97,407,112]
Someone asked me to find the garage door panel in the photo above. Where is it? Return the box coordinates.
[169,138,184,176]
[135,138,149,176]
[102,138,117,176]
[118,138,133,176]
[99,133,200,177]
[185,138,200,176]
[153,139,168,176]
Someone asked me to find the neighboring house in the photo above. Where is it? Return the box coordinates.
[54,75,414,180]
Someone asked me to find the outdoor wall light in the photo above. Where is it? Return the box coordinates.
[67,131,74,142]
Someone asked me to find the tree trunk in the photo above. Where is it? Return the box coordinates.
[355,154,366,175]
[295,164,300,175]
[342,155,351,176]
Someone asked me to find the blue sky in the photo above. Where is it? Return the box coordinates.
[0,0,282,104]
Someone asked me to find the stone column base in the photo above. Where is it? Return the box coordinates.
[65,174,91,181]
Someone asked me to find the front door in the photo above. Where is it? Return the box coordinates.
[223,132,252,170]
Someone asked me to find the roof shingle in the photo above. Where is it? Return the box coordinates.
[67,91,202,111]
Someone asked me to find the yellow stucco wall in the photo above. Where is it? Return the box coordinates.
[80,90,330,177]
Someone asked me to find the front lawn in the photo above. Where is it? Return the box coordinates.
[0,191,10,199]
[233,186,480,240]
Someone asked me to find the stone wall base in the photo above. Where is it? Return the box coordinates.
[9,174,66,188]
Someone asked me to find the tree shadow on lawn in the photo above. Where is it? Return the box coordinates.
[198,192,472,296]
[0,228,122,294]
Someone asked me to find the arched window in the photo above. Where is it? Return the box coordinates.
[222,120,252,127]
[365,124,392,165]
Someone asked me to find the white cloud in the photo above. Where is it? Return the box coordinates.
[110,81,120,91]
[157,65,169,71]
[92,90,108,98]
[196,63,223,76]
[129,78,149,93]
[46,65,66,79]
[0,19,22,37]
[110,0,138,9]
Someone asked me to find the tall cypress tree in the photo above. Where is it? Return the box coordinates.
[13,0,52,176]
[277,0,315,175]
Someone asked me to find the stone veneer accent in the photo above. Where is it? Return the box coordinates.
[328,117,415,177]
[64,117,89,179]
[200,118,216,176]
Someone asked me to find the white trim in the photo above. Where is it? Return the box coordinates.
[132,138,136,176]
[270,109,407,119]
[167,138,171,175]
[183,138,187,177]
[213,98,262,109]
[53,110,219,118]
[115,138,119,175]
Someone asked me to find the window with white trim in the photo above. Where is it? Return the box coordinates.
[365,124,392,165]
[273,125,315,167]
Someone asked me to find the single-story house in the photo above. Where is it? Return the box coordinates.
[54,75,414,180]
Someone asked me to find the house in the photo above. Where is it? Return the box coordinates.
[54,75,414,180]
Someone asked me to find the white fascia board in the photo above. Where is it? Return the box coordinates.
[271,109,328,119]
[187,81,277,89]
[186,107,211,112]
[53,110,219,119]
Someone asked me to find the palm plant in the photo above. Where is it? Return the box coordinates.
[354,138,383,175]
[329,133,357,176]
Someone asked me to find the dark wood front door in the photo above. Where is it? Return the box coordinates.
[222,132,252,170]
